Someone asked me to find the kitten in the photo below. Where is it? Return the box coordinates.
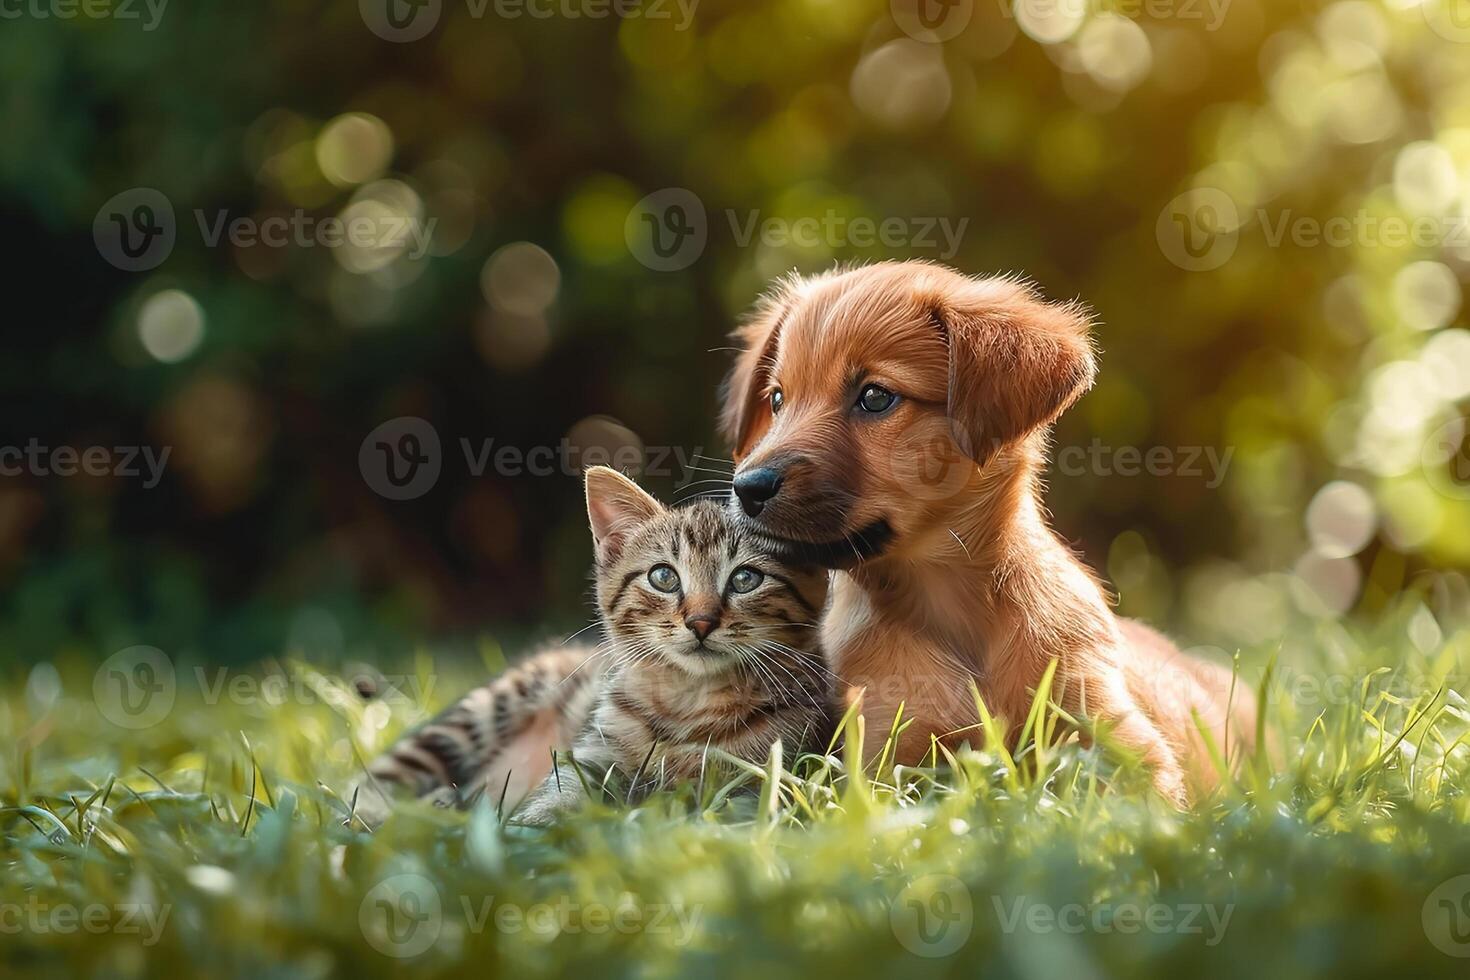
[351,466,832,828]
[514,466,833,824]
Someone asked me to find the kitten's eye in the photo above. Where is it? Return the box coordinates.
[770,388,784,415]
[728,567,764,593]
[856,384,898,414]
[648,564,680,593]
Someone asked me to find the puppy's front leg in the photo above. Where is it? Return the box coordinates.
[1086,683,1189,807]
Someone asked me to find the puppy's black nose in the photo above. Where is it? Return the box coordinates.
[733,467,782,517]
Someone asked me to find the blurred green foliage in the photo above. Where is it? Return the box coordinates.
[2,0,1469,665]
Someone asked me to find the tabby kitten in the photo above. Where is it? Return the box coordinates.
[514,466,833,824]
[351,467,832,828]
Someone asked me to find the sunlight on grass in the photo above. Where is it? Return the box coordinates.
[4,609,1470,975]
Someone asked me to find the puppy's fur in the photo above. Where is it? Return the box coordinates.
[721,261,1253,805]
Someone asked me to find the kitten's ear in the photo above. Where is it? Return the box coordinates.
[585,466,664,565]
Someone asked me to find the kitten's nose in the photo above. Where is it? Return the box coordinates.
[733,467,782,517]
[684,614,719,642]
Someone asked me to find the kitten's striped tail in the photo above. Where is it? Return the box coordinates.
[350,643,606,824]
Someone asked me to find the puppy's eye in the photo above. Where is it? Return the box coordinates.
[857,384,898,414]
[770,389,784,415]
[728,567,764,593]
[648,564,680,593]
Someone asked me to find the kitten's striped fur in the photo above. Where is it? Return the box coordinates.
[352,643,608,825]
[351,466,832,827]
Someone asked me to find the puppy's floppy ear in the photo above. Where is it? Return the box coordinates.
[932,277,1097,466]
[719,285,790,460]
[585,466,663,565]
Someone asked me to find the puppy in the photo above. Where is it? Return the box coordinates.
[720,261,1254,805]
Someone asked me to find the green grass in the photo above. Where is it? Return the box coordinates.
[5,611,1470,978]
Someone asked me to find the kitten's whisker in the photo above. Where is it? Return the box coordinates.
[743,646,825,714]
[678,466,738,478]
[673,478,734,488]
[560,620,601,644]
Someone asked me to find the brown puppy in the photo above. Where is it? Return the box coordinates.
[720,260,1254,805]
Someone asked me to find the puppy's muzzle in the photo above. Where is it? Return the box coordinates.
[733,466,783,517]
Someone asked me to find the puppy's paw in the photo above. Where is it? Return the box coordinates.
[1152,768,1190,809]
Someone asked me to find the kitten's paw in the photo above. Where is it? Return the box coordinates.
[424,786,462,809]
[345,782,394,831]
